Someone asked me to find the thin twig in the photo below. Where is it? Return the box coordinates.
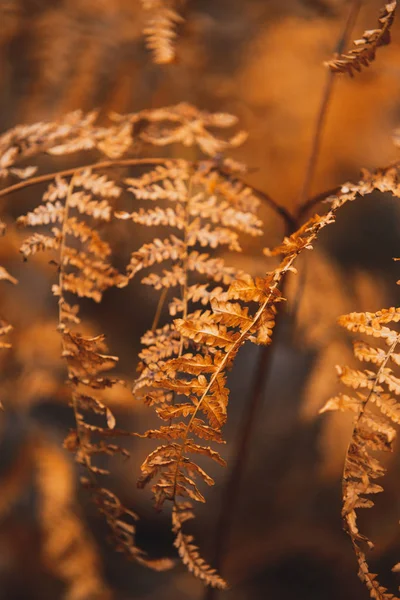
[0,157,292,230]
[297,185,341,219]
[296,77,335,209]
[298,152,400,221]
[296,0,362,212]
[151,288,168,332]
[250,183,297,231]
[0,158,170,199]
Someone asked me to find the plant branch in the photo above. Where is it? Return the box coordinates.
[296,0,362,213]
[151,288,168,332]
[0,158,170,199]
[0,157,292,230]
[297,185,341,219]
[249,183,297,231]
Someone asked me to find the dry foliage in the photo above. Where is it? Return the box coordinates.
[141,0,185,64]
[325,2,397,76]
[0,102,265,588]
[321,303,400,599]
[1,2,400,598]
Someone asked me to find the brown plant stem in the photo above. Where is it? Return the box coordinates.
[151,288,168,332]
[296,76,334,209]
[297,185,341,219]
[0,158,293,223]
[296,156,400,223]
[296,0,363,212]
[0,158,170,199]
[204,3,362,597]
[0,158,292,229]
[247,183,296,231]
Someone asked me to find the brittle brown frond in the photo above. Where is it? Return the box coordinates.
[141,0,184,64]
[119,104,248,157]
[325,2,397,76]
[173,503,228,589]
[16,169,167,571]
[131,148,366,587]
[321,300,400,599]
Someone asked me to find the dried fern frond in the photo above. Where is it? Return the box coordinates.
[325,2,397,76]
[118,158,261,279]
[114,104,248,157]
[0,111,99,175]
[121,155,261,399]
[17,170,170,570]
[129,154,366,585]
[141,0,184,64]
[0,105,255,578]
[311,165,400,214]
[0,107,137,177]
[321,303,400,600]
[172,502,227,588]
[0,104,247,190]
[114,125,263,586]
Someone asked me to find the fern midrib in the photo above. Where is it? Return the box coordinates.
[342,333,400,494]
[178,175,193,358]
[0,158,174,199]
[58,171,94,476]
[171,251,300,500]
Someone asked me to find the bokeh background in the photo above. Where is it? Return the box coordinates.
[1,0,400,598]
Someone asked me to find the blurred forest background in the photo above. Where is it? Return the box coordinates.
[1,0,400,599]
